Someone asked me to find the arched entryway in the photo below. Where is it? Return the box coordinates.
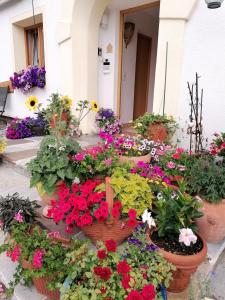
[57,0,198,133]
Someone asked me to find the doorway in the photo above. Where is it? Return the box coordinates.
[133,33,152,120]
[118,2,160,123]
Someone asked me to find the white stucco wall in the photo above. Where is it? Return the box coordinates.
[0,0,61,119]
[179,0,225,144]
[120,10,159,123]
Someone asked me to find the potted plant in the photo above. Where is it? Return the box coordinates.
[48,176,142,244]
[186,156,225,243]
[147,185,206,293]
[61,226,175,300]
[210,132,225,161]
[10,65,46,93]
[95,107,121,135]
[133,113,177,142]
[0,193,40,234]
[27,135,81,216]
[0,222,89,299]
[71,144,119,182]
[100,132,153,165]
[6,117,33,139]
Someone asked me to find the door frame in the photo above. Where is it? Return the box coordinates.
[133,33,152,120]
[117,1,160,117]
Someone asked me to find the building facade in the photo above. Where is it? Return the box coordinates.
[0,0,224,140]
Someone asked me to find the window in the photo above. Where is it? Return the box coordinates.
[24,23,44,67]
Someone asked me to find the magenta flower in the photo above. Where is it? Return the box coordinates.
[33,249,44,269]
[14,212,23,223]
[103,158,113,166]
[11,245,21,262]
[167,161,175,169]
[74,153,85,161]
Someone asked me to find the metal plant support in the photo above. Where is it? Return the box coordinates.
[187,73,204,154]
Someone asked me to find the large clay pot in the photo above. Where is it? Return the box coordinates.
[148,233,207,293]
[196,196,225,243]
[22,260,60,300]
[147,122,168,142]
[50,112,69,136]
[119,153,151,165]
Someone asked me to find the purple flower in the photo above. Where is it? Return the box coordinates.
[127,237,142,247]
[145,244,158,252]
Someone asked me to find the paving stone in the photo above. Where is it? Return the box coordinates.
[3,150,38,162]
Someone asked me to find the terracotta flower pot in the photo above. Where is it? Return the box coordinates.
[119,153,151,165]
[147,122,168,142]
[36,181,64,218]
[196,196,225,243]
[50,112,69,136]
[22,260,60,300]
[148,233,207,293]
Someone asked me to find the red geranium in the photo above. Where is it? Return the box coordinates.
[142,284,156,300]
[126,290,143,300]
[112,206,120,219]
[94,266,112,281]
[98,250,107,260]
[128,209,137,220]
[105,240,117,252]
[127,219,137,228]
[117,259,131,275]
[121,274,132,290]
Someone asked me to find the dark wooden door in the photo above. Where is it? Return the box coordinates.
[133,33,152,120]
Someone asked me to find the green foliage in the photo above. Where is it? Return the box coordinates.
[133,113,178,138]
[0,193,40,233]
[27,135,81,194]
[153,185,203,240]
[110,168,154,217]
[186,157,225,203]
[0,223,89,295]
[61,226,174,300]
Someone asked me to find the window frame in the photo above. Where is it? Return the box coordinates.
[24,23,44,67]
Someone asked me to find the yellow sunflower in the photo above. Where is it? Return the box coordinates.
[25,96,39,111]
[62,95,73,109]
[90,100,99,112]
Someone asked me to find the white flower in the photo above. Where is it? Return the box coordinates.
[157,193,163,200]
[73,177,80,184]
[151,148,156,155]
[142,210,156,229]
[179,228,197,247]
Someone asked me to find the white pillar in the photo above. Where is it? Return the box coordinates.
[153,0,198,117]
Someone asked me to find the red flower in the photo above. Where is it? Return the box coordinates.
[80,213,93,226]
[172,153,180,160]
[117,260,131,275]
[121,274,132,290]
[112,207,120,219]
[94,266,102,276]
[65,225,74,234]
[126,290,143,300]
[65,213,74,225]
[98,250,107,260]
[127,219,137,228]
[100,287,107,294]
[128,209,137,220]
[76,196,88,211]
[105,240,117,252]
[142,284,156,300]
[94,208,107,222]
[57,185,70,199]
[72,183,79,193]
[99,267,112,281]
[176,147,185,153]
[113,201,122,209]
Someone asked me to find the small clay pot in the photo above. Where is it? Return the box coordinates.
[196,196,225,243]
[119,153,151,165]
[147,122,168,142]
[148,233,207,293]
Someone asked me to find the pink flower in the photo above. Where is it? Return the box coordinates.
[176,148,185,153]
[103,158,113,166]
[0,220,3,228]
[74,153,85,161]
[0,283,5,293]
[33,249,44,269]
[179,228,197,246]
[128,209,137,220]
[47,231,60,238]
[167,161,175,169]
[11,245,21,262]
[178,165,186,171]
[14,212,23,223]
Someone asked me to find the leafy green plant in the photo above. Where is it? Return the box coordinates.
[0,222,89,295]
[0,193,40,233]
[152,185,203,240]
[27,136,81,194]
[186,157,225,203]
[133,113,177,138]
[61,226,174,300]
[110,168,154,217]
